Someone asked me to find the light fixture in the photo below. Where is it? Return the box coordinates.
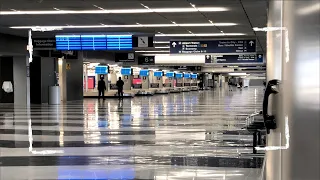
[253,27,285,32]
[155,46,170,49]
[135,50,170,53]
[155,33,246,37]
[93,4,105,10]
[153,41,170,44]
[229,73,247,76]
[10,23,237,30]
[0,7,229,15]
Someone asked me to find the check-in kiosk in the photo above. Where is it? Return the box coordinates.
[120,68,135,97]
[136,69,154,96]
[154,71,169,94]
[183,73,191,92]
[83,65,110,97]
[166,72,179,93]
[191,74,199,91]
[175,73,184,92]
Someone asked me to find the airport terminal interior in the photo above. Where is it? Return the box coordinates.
[0,0,319,180]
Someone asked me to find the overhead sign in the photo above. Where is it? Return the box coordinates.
[32,38,56,49]
[170,39,256,54]
[138,56,155,65]
[173,66,202,71]
[205,54,263,63]
[115,53,135,62]
[132,36,154,48]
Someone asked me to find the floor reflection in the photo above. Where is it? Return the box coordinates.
[0,88,264,180]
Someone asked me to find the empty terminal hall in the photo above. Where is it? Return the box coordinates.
[0,0,319,180]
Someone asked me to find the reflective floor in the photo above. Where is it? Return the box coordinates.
[0,87,264,180]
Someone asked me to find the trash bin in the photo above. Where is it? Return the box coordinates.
[48,86,60,105]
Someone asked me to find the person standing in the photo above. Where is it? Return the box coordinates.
[228,79,233,91]
[116,77,124,99]
[97,77,106,100]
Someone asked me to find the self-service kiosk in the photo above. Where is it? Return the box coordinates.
[120,68,134,97]
[136,69,154,96]
[191,74,199,91]
[175,73,184,92]
[183,73,191,92]
[166,72,179,93]
[154,71,169,94]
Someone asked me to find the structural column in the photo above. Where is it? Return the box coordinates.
[266,0,320,180]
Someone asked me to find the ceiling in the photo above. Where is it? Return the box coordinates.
[0,0,268,53]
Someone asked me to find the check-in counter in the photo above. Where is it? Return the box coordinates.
[191,74,199,91]
[182,73,191,92]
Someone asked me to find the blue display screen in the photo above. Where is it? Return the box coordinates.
[121,68,132,75]
[56,35,81,50]
[139,70,149,76]
[107,35,132,50]
[166,72,175,77]
[95,66,109,74]
[176,73,183,78]
[154,71,163,77]
[191,74,197,79]
[184,73,191,78]
[81,35,107,50]
[55,34,132,51]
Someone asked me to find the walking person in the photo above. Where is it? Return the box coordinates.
[116,77,124,99]
[98,77,106,100]
[239,80,243,91]
[228,79,233,91]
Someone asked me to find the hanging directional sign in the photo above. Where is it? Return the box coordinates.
[138,56,155,65]
[205,54,264,64]
[170,39,256,54]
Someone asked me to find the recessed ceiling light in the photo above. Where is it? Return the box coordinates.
[10,23,237,29]
[0,7,229,15]
[53,7,60,11]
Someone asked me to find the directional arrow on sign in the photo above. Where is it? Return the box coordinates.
[172,42,177,47]
[249,41,254,46]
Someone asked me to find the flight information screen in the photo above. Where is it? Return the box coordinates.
[55,34,132,51]
[81,35,107,50]
[107,35,132,50]
[56,35,81,50]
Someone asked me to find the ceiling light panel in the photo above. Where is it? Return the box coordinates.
[10,23,237,29]
[0,7,229,15]
[155,33,246,37]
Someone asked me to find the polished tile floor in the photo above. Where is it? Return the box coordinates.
[0,87,264,180]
